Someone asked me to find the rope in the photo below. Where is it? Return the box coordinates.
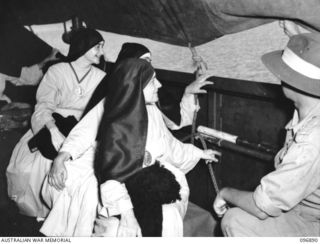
[188,44,208,75]
[188,43,208,145]
[186,45,221,196]
[195,133,220,194]
[196,133,231,217]
[190,101,198,145]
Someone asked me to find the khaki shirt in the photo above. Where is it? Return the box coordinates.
[254,102,320,220]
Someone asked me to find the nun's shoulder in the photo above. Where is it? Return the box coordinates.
[46,62,70,74]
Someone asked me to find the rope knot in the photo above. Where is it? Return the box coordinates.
[188,43,208,77]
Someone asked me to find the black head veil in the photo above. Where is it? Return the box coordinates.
[67,28,104,62]
[94,58,154,183]
[117,43,182,125]
[82,43,150,116]
[115,43,150,65]
[115,43,182,125]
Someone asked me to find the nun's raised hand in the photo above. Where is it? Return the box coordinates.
[184,74,213,95]
[48,151,71,191]
[118,209,142,237]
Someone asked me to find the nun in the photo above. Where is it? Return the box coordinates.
[6,28,106,219]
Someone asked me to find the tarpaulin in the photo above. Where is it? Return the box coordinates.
[3,0,320,47]
[1,0,320,77]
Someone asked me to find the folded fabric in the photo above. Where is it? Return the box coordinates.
[28,113,78,159]
[28,126,57,160]
[52,112,78,137]
[125,162,181,236]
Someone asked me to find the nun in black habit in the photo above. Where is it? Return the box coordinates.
[41,59,219,236]
[83,42,213,130]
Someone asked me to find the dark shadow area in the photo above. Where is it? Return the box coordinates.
[0,201,43,236]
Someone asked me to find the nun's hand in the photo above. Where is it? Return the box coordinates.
[48,151,70,191]
[202,149,221,163]
[184,74,213,95]
[118,209,142,237]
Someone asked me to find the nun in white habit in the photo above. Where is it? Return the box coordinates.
[6,28,106,218]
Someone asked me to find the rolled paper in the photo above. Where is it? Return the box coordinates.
[197,125,238,144]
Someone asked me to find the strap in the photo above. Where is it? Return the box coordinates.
[69,63,92,84]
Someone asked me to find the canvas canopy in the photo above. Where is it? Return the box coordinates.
[3,0,320,46]
[1,0,320,82]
